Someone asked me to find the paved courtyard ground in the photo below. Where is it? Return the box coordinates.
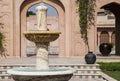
[0,56,86,65]
[0,55,120,65]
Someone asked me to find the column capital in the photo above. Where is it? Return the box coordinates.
[108,32,112,36]
[97,32,101,36]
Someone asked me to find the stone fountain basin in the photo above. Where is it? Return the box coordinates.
[24,31,61,42]
[7,67,75,81]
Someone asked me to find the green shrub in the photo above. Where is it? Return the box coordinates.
[98,62,120,71]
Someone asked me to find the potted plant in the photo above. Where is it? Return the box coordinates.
[78,0,96,64]
[99,43,113,56]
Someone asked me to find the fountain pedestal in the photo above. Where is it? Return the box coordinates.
[7,31,75,81]
[24,31,61,70]
[36,42,49,70]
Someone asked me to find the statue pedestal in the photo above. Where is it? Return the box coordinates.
[35,42,49,70]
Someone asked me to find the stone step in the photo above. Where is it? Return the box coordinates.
[0,74,11,78]
[77,69,100,71]
[0,64,102,81]
[74,73,101,76]
[0,68,101,71]
[0,80,14,81]
[0,74,12,80]
[70,76,105,81]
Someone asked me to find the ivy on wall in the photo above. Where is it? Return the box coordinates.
[78,0,96,50]
[0,32,4,49]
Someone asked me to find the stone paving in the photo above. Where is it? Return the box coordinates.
[0,79,14,81]
[0,56,86,65]
[0,55,120,65]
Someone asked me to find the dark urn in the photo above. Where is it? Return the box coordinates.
[85,51,96,64]
[99,43,112,56]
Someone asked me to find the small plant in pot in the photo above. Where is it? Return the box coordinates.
[78,0,96,64]
[99,43,113,56]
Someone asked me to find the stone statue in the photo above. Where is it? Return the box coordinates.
[36,3,48,31]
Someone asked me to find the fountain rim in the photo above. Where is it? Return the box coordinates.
[24,31,61,34]
[7,67,75,76]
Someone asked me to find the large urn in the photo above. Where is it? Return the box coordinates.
[99,43,112,56]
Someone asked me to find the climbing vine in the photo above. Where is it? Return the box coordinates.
[78,0,96,50]
[0,32,4,49]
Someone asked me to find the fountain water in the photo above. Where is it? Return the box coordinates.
[7,3,75,81]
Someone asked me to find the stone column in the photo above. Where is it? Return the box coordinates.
[108,32,112,43]
[97,32,101,53]
[97,32,101,47]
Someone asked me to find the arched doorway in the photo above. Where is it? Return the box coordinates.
[26,3,59,57]
[20,0,65,57]
[101,2,120,55]
[100,31,109,44]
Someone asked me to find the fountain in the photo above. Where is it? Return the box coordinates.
[7,3,75,81]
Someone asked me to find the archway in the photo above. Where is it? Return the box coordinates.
[20,0,65,57]
[101,2,120,55]
[100,31,109,44]
[26,3,59,57]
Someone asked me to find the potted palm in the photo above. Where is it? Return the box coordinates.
[78,0,96,64]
